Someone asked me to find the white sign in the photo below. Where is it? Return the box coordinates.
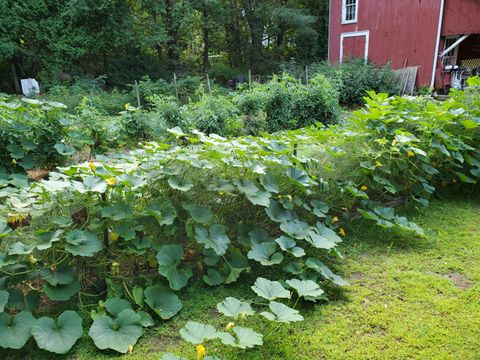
[21,78,40,96]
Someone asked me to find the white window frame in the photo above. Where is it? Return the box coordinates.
[340,30,369,63]
[342,0,358,24]
[442,36,460,66]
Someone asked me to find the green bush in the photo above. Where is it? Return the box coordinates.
[332,58,399,106]
[236,74,339,132]
[0,97,68,171]
[183,94,239,135]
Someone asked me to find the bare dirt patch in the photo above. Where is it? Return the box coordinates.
[443,272,473,290]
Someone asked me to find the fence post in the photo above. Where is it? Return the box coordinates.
[248,69,252,90]
[305,65,309,84]
[173,73,179,100]
[206,73,212,95]
[135,80,141,109]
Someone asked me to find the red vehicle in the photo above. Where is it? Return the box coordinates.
[328,0,480,89]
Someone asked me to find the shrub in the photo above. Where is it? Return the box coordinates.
[183,94,239,135]
[0,97,68,171]
[332,58,399,106]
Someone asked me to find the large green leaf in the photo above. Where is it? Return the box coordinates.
[44,281,80,301]
[32,310,83,354]
[280,220,310,240]
[217,326,263,349]
[34,230,63,250]
[203,269,225,286]
[6,289,39,311]
[286,167,311,188]
[260,301,304,323]
[233,179,259,195]
[40,265,75,286]
[306,223,342,250]
[182,203,213,224]
[145,199,177,226]
[8,242,34,255]
[0,311,35,349]
[194,225,231,256]
[216,297,255,319]
[260,172,279,193]
[251,277,290,300]
[0,219,11,237]
[246,190,271,207]
[88,309,143,354]
[286,279,325,301]
[82,176,107,193]
[105,297,132,317]
[168,176,193,191]
[0,290,9,312]
[65,230,102,257]
[179,321,218,344]
[265,200,297,223]
[247,242,284,266]
[275,236,305,257]
[305,258,349,286]
[156,245,192,290]
[101,202,133,221]
[144,285,182,319]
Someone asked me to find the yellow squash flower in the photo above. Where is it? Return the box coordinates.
[196,344,205,360]
[88,162,96,171]
[339,228,346,237]
[128,344,133,354]
[226,322,235,330]
[106,177,117,186]
[375,160,382,167]
[108,232,119,242]
[407,150,415,158]
[332,216,339,223]
[124,103,130,110]
[361,185,368,191]
[11,159,17,165]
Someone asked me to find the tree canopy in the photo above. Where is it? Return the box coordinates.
[0,0,329,91]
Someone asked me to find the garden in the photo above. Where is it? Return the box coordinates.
[0,64,479,359]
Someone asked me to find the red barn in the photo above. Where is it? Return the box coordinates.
[328,0,480,88]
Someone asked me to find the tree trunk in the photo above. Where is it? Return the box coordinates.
[242,0,264,71]
[225,0,243,67]
[10,61,21,94]
[165,0,179,71]
[202,7,210,72]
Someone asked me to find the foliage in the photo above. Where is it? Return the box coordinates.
[0,79,478,356]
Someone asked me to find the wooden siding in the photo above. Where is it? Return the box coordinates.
[442,0,480,36]
[329,0,442,86]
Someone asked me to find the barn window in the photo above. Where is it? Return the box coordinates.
[442,36,459,66]
[342,0,358,24]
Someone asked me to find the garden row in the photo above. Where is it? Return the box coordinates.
[0,78,478,357]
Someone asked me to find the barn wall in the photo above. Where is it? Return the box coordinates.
[442,0,480,36]
[329,0,442,86]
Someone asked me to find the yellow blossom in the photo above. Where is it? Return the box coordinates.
[124,103,130,110]
[375,160,382,167]
[226,322,235,330]
[339,228,346,237]
[108,232,119,242]
[112,262,120,275]
[88,162,96,171]
[361,185,368,191]
[332,216,339,223]
[240,311,248,319]
[196,344,205,360]
[106,177,117,186]
[128,344,133,354]
[407,150,415,158]
[392,139,398,146]
[11,159,17,165]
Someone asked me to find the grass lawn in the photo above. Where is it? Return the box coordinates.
[2,194,479,360]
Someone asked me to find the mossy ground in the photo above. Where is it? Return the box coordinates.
[2,194,479,360]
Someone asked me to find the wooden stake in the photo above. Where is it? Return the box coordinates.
[173,73,179,100]
[135,80,141,109]
[206,73,212,95]
[248,69,252,90]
